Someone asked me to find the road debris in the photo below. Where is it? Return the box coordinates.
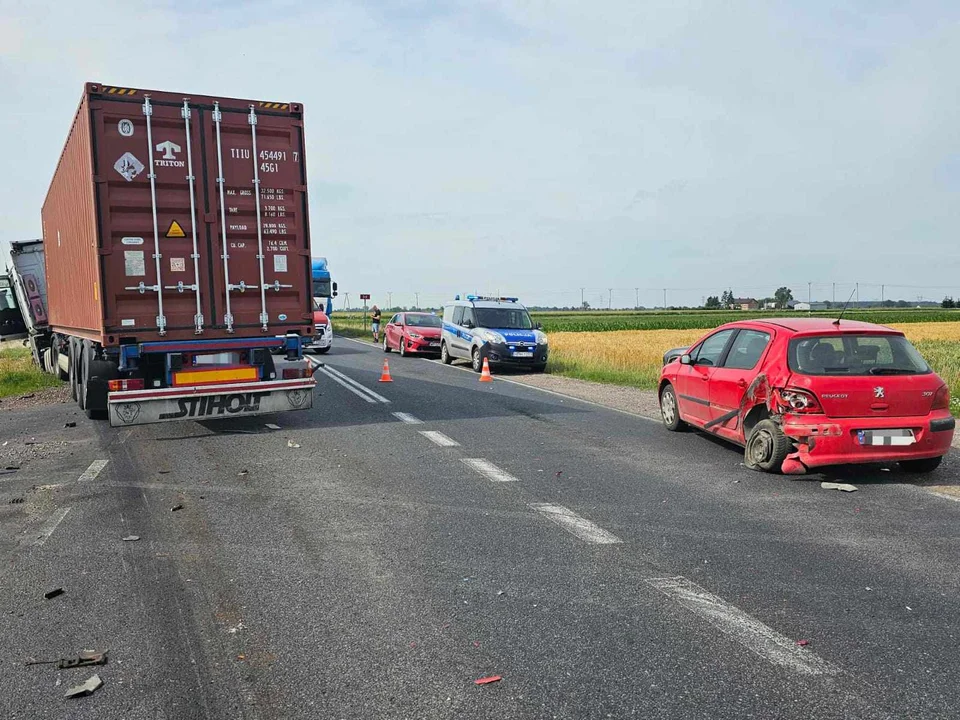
[237,469,249,477]
[287,440,301,449]
[9,497,24,504]
[821,481,858,493]
[43,587,65,600]
[63,421,76,428]
[122,535,140,542]
[64,674,103,699]
[158,469,171,474]
[28,650,108,670]
[265,423,281,430]
[19,393,35,400]
[475,675,502,685]
[796,639,810,647]
[171,504,184,512]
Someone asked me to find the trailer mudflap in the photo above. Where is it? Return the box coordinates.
[107,379,315,427]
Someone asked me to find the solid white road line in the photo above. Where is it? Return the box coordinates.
[33,507,71,547]
[316,367,377,404]
[528,503,623,544]
[645,576,838,676]
[78,459,109,482]
[322,365,391,404]
[461,458,520,483]
[392,412,423,425]
[419,430,460,447]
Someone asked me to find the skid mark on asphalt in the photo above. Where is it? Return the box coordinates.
[322,365,391,403]
[32,507,71,547]
[419,430,460,447]
[78,459,109,482]
[528,503,623,544]
[646,576,839,676]
[392,412,423,424]
[462,458,520,483]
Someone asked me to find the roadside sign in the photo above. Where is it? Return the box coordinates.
[360,293,371,300]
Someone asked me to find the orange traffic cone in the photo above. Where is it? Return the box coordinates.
[379,359,394,383]
[479,357,493,382]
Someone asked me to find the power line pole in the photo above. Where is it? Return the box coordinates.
[832,283,836,304]
[881,284,884,304]
[415,292,420,310]
[388,291,393,308]
[808,281,812,312]
[608,288,613,310]
[855,283,859,308]
[635,287,639,309]
[663,288,667,308]
[580,287,585,309]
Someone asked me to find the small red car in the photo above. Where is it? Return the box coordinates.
[658,318,954,474]
[383,312,443,356]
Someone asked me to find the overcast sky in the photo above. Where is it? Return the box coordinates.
[2,0,959,308]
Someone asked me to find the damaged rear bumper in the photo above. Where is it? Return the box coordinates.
[780,412,955,473]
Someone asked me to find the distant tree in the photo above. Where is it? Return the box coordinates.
[942,296,956,309]
[882,299,895,308]
[580,301,590,310]
[774,287,794,309]
[720,290,734,307]
[896,300,909,308]
[704,295,721,310]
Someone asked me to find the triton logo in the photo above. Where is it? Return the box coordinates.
[158,392,269,420]
[155,140,185,168]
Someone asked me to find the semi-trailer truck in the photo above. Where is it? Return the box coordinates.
[31,82,317,426]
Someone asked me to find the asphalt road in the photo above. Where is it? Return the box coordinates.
[2,336,959,719]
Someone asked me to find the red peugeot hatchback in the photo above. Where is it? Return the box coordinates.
[658,318,954,474]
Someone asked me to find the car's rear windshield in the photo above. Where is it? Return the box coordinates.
[406,314,441,328]
[788,334,931,376]
[475,308,533,330]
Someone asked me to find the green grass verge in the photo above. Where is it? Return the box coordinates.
[0,346,62,398]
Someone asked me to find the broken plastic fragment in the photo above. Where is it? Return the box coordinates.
[821,481,858,493]
[796,639,810,647]
[64,422,76,428]
[287,441,301,448]
[171,504,184,512]
[122,535,140,542]
[238,469,249,477]
[58,651,108,670]
[475,675,502,685]
[265,423,281,430]
[64,674,103,699]
[44,587,65,600]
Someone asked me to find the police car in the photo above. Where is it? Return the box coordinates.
[441,296,548,372]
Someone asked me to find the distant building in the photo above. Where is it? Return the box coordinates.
[793,301,829,311]
[732,298,759,311]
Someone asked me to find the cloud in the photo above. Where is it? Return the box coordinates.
[1,0,959,307]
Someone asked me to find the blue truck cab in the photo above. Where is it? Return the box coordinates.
[440,296,548,373]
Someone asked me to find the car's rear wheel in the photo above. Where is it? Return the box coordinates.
[399,337,407,357]
[899,456,943,474]
[316,346,330,354]
[659,383,685,431]
[441,342,452,365]
[744,419,792,472]
[471,347,483,373]
[383,334,390,353]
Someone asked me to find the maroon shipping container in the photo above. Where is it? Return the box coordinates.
[42,82,314,346]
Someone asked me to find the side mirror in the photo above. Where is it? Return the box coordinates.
[680,354,692,365]
[464,321,474,329]
[535,322,543,330]
[332,282,338,292]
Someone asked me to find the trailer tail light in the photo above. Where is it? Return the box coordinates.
[932,385,950,411]
[282,366,312,379]
[109,378,145,392]
[776,388,822,414]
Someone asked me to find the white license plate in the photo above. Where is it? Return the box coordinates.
[513,351,533,358]
[857,429,915,446]
[429,342,440,347]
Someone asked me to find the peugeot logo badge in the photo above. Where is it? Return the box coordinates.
[874,386,885,399]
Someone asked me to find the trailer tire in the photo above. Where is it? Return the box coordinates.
[52,340,68,380]
[68,337,79,402]
[79,341,115,420]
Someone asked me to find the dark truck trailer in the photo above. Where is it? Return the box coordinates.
[40,83,316,425]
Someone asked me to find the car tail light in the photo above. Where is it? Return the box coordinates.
[108,378,145,392]
[282,367,311,379]
[932,385,950,411]
[776,388,822,413]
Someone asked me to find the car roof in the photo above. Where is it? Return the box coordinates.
[729,317,898,334]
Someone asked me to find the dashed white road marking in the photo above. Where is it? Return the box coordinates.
[528,503,622,544]
[322,365,391,404]
[78,459,109,482]
[419,430,460,447]
[645,576,839,676]
[461,458,519,483]
[316,367,376,404]
[33,507,71,547]
[392,412,423,425]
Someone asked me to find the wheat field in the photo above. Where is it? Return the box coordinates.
[547,322,960,397]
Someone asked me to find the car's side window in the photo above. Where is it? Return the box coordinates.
[452,306,465,325]
[462,308,476,327]
[390,314,400,325]
[723,330,771,370]
[692,329,736,367]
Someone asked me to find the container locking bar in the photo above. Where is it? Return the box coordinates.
[213,102,235,333]
[181,100,204,334]
[248,106,270,332]
[142,96,167,335]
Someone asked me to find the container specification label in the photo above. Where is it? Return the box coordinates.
[274,254,287,273]
[124,250,145,277]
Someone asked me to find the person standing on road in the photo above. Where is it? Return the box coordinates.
[371,305,382,343]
